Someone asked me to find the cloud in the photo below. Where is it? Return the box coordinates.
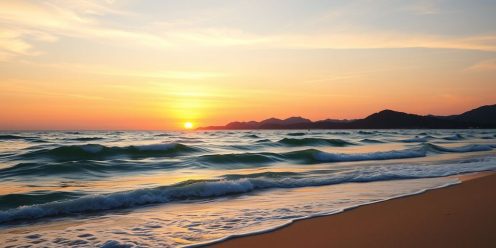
[466,59,496,72]
[0,1,172,60]
[170,28,271,47]
[102,69,227,80]
[19,60,227,80]
[0,29,35,58]
[1,0,496,63]
[0,28,60,60]
[268,33,496,51]
[404,1,441,15]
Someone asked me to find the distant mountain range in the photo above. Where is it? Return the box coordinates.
[198,104,496,130]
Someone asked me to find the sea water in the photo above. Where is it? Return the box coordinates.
[0,130,495,247]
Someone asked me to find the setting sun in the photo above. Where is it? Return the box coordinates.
[184,122,194,129]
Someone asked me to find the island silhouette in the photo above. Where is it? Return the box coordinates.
[198,104,496,130]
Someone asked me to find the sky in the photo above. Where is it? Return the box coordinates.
[1,0,495,130]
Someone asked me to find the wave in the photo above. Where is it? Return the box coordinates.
[234,148,428,164]
[198,153,281,165]
[21,143,200,161]
[442,134,464,141]
[2,157,495,223]
[357,131,375,135]
[5,143,493,177]
[201,148,427,165]
[64,132,82,135]
[277,138,354,147]
[0,160,157,178]
[480,136,495,140]
[243,134,260,138]
[287,132,306,136]
[69,137,104,141]
[0,162,85,177]
[425,143,493,153]
[0,134,46,143]
[222,171,301,180]
[311,149,426,162]
[4,148,432,176]
[155,133,172,137]
[172,138,205,144]
[400,136,432,143]
[0,191,83,210]
[360,139,384,143]
[327,131,351,135]
[0,134,31,140]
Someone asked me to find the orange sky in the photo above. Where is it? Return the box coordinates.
[1,1,495,130]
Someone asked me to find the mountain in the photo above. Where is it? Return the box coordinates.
[204,117,312,130]
[225,121,259,129]
[451,105,496,124]
[259,117,311,129]
[260,117,310,125]
[349,110,473,129]
[197,104,496,130]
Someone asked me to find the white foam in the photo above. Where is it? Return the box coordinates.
[443,134,464,140]
[433,144,493,153]
[314,149,426,162]
[1,156,495,224]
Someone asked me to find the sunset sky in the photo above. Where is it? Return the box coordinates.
[1,0,495,130]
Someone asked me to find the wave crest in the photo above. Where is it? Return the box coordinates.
[312,149,426,162]
[2,157,495,223]
[442,134,465,140]
[0,135,31,140]
[277,138,354,147]
[425,143,493,153]
[22,143,199,161]
[199,153,281,165]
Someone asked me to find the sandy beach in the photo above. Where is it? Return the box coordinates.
[211,172,496,248]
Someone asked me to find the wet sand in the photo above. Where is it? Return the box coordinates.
[210,172,496,248]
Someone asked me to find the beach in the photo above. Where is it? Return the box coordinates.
[211,172,496,248]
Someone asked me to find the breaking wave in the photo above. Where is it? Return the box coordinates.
[2,157,495,224]
[277,138,354,146]
[0,135,31,140]
[425,143,494,153]
[20,143,200,161]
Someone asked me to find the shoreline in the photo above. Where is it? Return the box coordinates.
[208,172,496,248]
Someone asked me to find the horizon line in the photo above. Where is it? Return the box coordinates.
[2,103,494,131]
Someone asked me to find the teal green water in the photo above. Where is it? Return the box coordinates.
[0,130,495,247]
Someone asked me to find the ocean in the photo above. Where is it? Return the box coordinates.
[0,129,495,247]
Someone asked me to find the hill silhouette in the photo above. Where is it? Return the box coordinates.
[198,104,496,130]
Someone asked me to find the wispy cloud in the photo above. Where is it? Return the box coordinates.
[19,60,227,80]
[0,29,37,60]
[1,0,496,63]
[404,0,441,15]
[102,69,227,80]
[242,32,495,52]
[466,59,496,72]
[0,1,171,60]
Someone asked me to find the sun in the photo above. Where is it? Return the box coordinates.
[184,121,194,129]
